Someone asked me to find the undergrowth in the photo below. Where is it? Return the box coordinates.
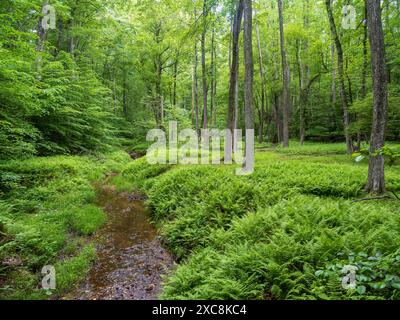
[120,143,400,300]
[0,151,131,299]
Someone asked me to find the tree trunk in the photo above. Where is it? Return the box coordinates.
[201,0,208,129]
[365,0,388,194]
[297,40,305,145]
[227,0,244,141]
[325,0,353,154]
[255,11,266,144]
[243,0,254,167]
[123,70,128,117]
[243,0,254,131]
[278,0,290,148]
[299,0,310,145]
[210,25,216,128]
[173,54,179,107]
[192,1,200,135]
[361,4,368,99]
[330,44,338,131]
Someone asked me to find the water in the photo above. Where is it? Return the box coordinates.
[66,185,174,300]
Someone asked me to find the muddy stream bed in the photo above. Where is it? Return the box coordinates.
[65,185,174,300]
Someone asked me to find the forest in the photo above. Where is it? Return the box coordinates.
[1,0,400,301]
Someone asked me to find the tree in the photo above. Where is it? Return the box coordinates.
[243,0,254,133]
[278,0,290,148]
[325,0,353,154]
[255,10,266,143]
[365,0,388,194]
[192,1,200,135]
[201,0,208,129]
[227,0,244,150]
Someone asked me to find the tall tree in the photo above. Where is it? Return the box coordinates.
[201,0,208,129]
[365,0,388,194]
[243,0,254,133]
[227,0,244,146]
[210,24,216,127]
[192,1,200,135]
[255,10,266,143]
[278,0,290,148]
[325,0,353,154]
[299,0,310,145]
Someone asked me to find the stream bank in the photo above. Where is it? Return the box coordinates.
[65,184,174,300]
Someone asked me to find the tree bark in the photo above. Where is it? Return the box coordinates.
[325,0,353,153]
[278,0,290,148]
[210,24,216,128]
[243,0,254,132]
[243,0,254,168]
[192,1,200,135]
[299,0,310,145]
[227,0,244,139]
[365,0,388,194]
[255,11,266,143]
[201,0,208,129]
[123,70,128,117]
[173,53,179,107]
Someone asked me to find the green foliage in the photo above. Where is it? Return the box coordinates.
[68,205,106,236]
[315,252,400,299]
[55,245,97,295]
[115,145,400,300]
[160,195,400,300]
[350,92,400,141]
[354,144,400,166]
[0,151,130,299]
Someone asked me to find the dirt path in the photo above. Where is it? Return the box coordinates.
[66,186,174,300]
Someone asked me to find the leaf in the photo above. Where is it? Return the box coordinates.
[315,270,324,277]
[356,286,366,295]
[391,283,400,289]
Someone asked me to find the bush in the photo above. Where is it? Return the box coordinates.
[161,195,400,300]
[0,151,130,299]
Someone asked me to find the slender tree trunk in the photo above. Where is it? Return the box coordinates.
[273,92,282,143]
[255,11,266,143]
[210,25,216,128]
[365,0,388,194]
[201,0,208,129]
[361,5,368,99]
[331,44,338,131]
[155,58,163,127]
[243,0,254,164]
[325,0,353,153]
[358,4,369,149]
[300,0,310,145]
[173,54,179,107]
[212,38,218,127]
[192,1,200,135]
[123,70,128,117]
[278,0,290,148]
[297,40,305,145]
[227,0,244,139]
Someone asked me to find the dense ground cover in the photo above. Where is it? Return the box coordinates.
[119,142,400,300]
[0,151,131,299]
[2,142,399,300]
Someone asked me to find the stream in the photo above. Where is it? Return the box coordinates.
[65,185,174,300]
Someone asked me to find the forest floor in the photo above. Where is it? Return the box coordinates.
[64,185,173,300]
[1,142,400,300]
